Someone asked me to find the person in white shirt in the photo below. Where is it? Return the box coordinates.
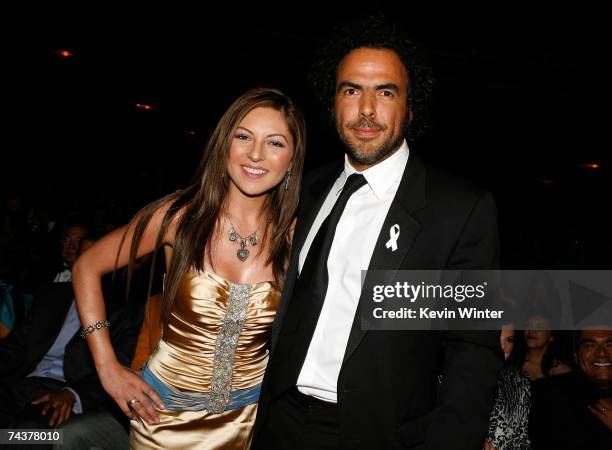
[253,16,503,450]
[53,222,88,283]
[0,232,142,439]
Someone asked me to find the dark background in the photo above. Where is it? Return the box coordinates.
[3,5,609,268]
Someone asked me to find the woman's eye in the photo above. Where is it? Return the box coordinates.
[269,140,285,148]
[235,133,250,140]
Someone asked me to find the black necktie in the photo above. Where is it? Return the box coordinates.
[297,173,367,301]
[282,173,367,373]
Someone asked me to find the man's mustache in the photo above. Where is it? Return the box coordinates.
[348,118,386,131]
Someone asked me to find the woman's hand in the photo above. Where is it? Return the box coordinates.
[99,363,165,425]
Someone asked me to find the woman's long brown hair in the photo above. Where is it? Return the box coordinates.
[117,88,306,328]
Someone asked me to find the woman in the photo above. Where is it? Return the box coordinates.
[73,88,306,449]
[522,315,572,380]
[485,324,531,450]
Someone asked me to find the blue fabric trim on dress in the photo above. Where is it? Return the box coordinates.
[141,364,260,413]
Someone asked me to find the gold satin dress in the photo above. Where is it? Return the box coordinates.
[130,270,280,450]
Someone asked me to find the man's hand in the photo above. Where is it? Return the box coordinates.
[589,398,612,431]
[31,390,76,427]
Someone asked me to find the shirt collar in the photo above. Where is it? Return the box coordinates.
[337,140,410,200]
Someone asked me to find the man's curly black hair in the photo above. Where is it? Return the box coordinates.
[309,15,435,142]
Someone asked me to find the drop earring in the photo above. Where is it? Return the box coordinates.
[284,171,291,191]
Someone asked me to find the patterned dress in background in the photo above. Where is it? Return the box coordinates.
[486,365,532,450]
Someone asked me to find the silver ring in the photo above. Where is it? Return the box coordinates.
[128,398,140,407]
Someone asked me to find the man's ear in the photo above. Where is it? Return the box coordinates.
[408,109,414,124]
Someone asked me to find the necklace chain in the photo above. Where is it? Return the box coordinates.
[227,215,262,262]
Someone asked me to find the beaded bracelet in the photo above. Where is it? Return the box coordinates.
[80,319,111,338]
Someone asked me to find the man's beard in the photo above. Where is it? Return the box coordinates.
[337,116,406,166]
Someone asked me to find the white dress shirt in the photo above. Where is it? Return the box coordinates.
[296,141,409,402]
[53,264,72,283]
[27,300,84,413]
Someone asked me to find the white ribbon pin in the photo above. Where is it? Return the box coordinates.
[385,224,400,252]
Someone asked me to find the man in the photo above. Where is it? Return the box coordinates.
[0,233,144,446]
[56,293,162,450]
[529,328,612,448]
[53,221,88,283]
[253,18,503,450]
[25,220,88,291]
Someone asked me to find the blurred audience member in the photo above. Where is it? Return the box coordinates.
[0,279,16,339]
[0,234,143,447]
[1,247,18,339]
[485,323,532,449]
[529,327,612,448]
[53,221,88,282]
[521,315,572,380]
[55,293,162,450]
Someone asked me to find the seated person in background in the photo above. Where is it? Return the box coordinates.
[52,221,88,283]
[55,293,162,450]
[22,219,89,295]
[485,323,532,450]
[0,233,145,445]
[521,314,572,380]
[1,243,20,339]
[529,327,612,449]
[1,279,16,339]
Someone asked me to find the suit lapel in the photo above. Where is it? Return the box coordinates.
[341,153,428,368]
[26,283,74,368]
[293,163,343,258]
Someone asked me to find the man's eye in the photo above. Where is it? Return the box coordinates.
[379,90,394,97]
[345,88,358,95]
[582,342,595,348]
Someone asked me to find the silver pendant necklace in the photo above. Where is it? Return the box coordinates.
[227,217,260,262]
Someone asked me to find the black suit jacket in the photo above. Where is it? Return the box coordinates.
[0,281,144,412]
[529,372,612,449]
[255,153,504,450]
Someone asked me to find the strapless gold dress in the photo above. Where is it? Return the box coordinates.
[130,270,280,450]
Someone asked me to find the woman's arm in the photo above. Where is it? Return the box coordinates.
[72,202,173,424]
